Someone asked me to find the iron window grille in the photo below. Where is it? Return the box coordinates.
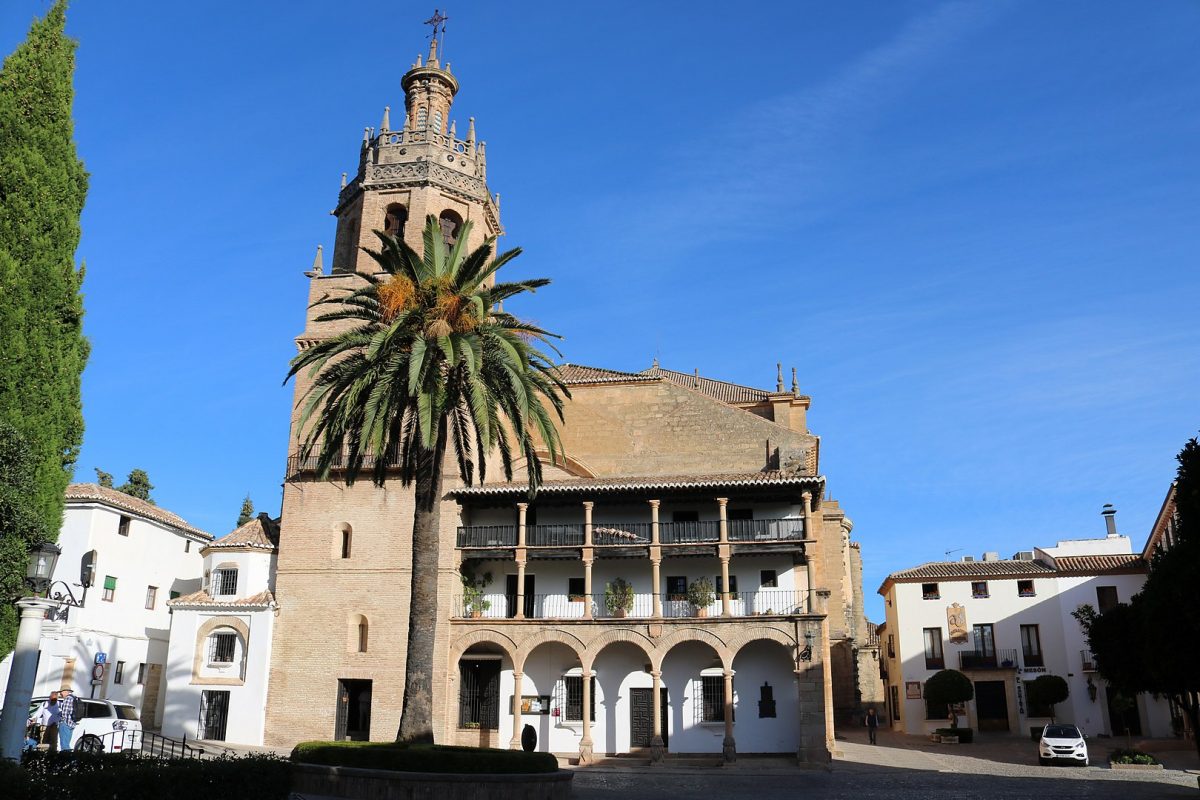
[971,581,989,598]
[563,676,595,722]
[699,676,727,724]
[458,660,500,729]
[209,632,237,664]
[213,569,238,597]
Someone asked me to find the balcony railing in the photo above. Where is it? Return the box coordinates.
[1022,651,1045,668]
[959,648,1019,670]
[452,589,815,620]
[1081,650,1097,672]
[455,518,806,549]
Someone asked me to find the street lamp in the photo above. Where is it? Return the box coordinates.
[1,540,83,762]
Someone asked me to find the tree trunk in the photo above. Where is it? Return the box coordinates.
[396,419,448,745]
[1181,692,1200,762]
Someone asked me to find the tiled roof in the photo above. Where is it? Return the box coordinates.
[553,364,658,385]
[65,483,212,540]
[1053,554,1146,575]
[453,470,824,497]
[167,589,275,608]
[643,366,774,405]
[205,515,279,552]
[887,560,1055,581]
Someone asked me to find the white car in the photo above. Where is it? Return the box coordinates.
[1038,723,1089,766]
[30,696,143,754]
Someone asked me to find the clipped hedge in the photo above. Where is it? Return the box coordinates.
[8,752,292,800]
[1109,748,1159,765]
[291,741,559,774]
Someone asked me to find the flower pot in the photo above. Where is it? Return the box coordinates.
[615,608,627,618]
[695,607,708,618]
[470,610,482,619]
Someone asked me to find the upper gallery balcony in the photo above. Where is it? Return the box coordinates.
[456,519,806,548]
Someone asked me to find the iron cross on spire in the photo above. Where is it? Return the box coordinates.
[425,8,449,40]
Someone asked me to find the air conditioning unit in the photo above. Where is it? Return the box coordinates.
[1013,551,1035,561]
[982,552,1000,562]
[961,556,975,562]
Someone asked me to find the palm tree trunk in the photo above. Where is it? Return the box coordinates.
[397,419,448,745]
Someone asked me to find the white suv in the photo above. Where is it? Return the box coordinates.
[30,696,143,754]
[1038,723,1089,766]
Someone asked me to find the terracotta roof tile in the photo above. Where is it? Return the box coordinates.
[453,470,824,497]
[167,589,275,608]
[643,366,774,405]
[205,515,279,552]
[65,483,212,540]
[553,364,658,385]
[887,560,1055,581]
[1053,554,1146,575]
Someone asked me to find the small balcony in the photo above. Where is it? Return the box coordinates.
[958,648,1018,670]
[1022,651,1045,669]
[1081,650,1097,672]
[453,588,815,621]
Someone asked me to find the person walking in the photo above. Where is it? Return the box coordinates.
[58,688,78,751]
[865,706,880,745]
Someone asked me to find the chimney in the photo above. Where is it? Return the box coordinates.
[1102,504,1118,537]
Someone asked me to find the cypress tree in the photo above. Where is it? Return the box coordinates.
[0,1,89,654]
[236,495,255,527]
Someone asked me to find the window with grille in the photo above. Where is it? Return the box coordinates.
[209,632,237,664]
[760,570,777,588]
[923,627,944,669]
[700,676,725,723]
[971,581,989,598]
[458,660,500,729]
[432,110,443,133]
[715,574,739,600]
[666,576,687,600]
[564,675,595,722]
[1020,624,1043,667]
[922,583,940,600]
[213,569,238,596]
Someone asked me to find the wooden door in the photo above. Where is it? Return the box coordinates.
[140,664,163,729]
[629,688,668,749]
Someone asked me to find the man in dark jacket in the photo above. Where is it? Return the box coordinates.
[865,707,880,745]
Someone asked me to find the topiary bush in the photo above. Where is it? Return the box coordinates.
[290,741,559,774]
[923,669,974,727]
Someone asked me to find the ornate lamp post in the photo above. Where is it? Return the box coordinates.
[1,541,88,761]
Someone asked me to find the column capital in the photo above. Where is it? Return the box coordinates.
[723,668,734,679]
[582,501,594,510]
[716,497,728,507]
[801,490,812,502]
[516,501,529,510]
[512,671,523,679]
[648,499,661,508]
[650,669,662,679]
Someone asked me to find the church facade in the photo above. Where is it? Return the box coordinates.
[263,30,876,764]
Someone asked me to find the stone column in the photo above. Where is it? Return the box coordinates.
[650,669,665,763]
[517,502,528,547]
[722,668,737,763]
[649,500,662,617]
[801,491,815,612]
[0,598,57,761]
[515,502,528,619]
[510,671,524,749]
[583,558,594,620]
[583,501,594,546]
[719,557,732,617]
[718,498,731,617]
[515,561,527,620]
[817,589,835,752]
[794,650,831,767]
[579,669,594,764]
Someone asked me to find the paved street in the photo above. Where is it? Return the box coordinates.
[571,730,1200,799]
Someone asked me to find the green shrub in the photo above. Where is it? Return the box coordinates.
[13,752,291,800]
[1109,748,1159,765]
[290,741,559,774]
[933,727,974,743]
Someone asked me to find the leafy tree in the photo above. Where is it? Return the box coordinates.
[0,424,51,654]
[236,495,255,527]
[116,469,154,503]
[0,0,89,656]
[1087,436,1200,759]
[1026,674,1069,722]
[923,669,974,728]
[93,468,113,488]
[287,216,567,744]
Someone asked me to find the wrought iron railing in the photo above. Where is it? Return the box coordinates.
[454,518,806,548]
[593,522,652,545]
[727,518,805,541]
[959,648,1018,670]
[659,520,721,544]
[90,729,205,759]
[1081,649,1097,672]
[527,524,584,547]
[451,588,816,620]
[456,525,517,548]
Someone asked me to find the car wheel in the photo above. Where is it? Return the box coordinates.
[74,735,104,755]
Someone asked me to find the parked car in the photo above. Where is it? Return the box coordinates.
[1037,723,1089,766]
[29,695,143,754]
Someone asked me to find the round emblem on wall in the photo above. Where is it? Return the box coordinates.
[447,155,454,162]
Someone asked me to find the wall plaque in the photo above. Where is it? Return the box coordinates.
[947,603,969,644]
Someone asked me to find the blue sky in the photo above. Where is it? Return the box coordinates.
[3,1,1197,620]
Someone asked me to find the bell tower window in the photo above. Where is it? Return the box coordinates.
[384,204,408,238]
[417,107,428,128]
[432,110,443,133]
[438,210,463,249]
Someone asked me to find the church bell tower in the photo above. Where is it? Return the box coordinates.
[325,22,502,275]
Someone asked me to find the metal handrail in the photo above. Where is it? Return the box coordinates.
[93,729,205,759]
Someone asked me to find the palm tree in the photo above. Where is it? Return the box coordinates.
[286,215,568,744]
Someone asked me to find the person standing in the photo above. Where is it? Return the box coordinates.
[35,692,63,752]
[865,706,880,745]
[58,688,77,751]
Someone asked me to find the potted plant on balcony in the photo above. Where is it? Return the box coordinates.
[460,566,492,619]
[605,578,635,618]
[687,577,716,618]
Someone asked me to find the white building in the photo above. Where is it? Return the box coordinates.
[0,484,210,728]
[162,515,277,745]
[878,509,1174,739]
